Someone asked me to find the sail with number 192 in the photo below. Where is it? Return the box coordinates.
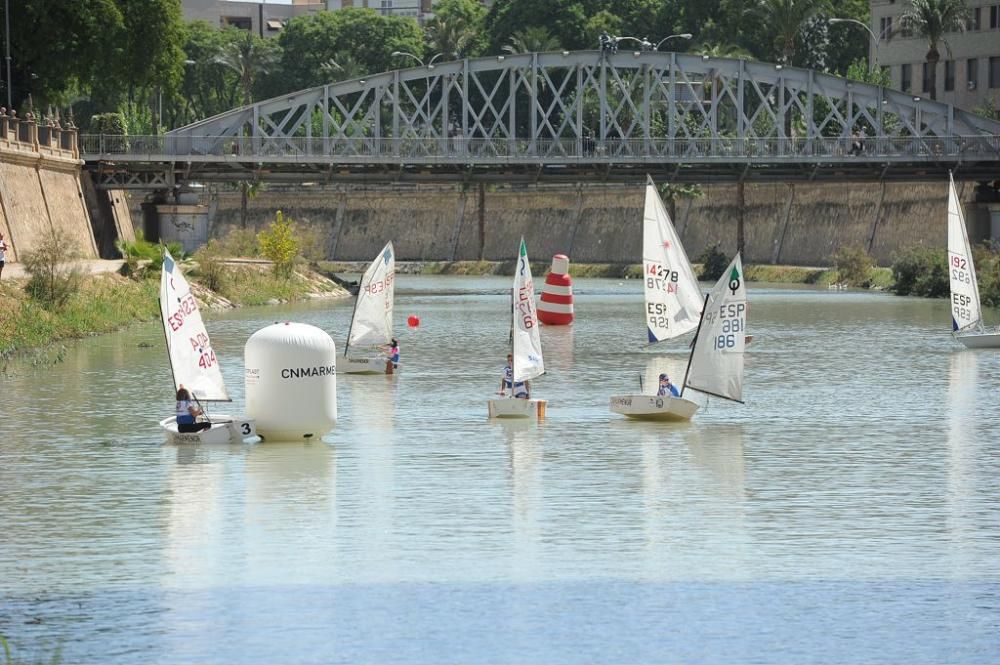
[947,173,1000,348]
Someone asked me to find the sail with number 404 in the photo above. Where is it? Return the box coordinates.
[643,177,703,343]
[684,253,747,403]
[947,174,982,333]
[512,237,544,383]
[346,241,395,352]
[160,249,230,402]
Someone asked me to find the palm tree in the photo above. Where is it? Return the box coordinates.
[427,16,479,58]
[758,0,828,65]
[214,30,277,106]
[502,26,562,55]
[320,53,366,83]
[900,0,969,100]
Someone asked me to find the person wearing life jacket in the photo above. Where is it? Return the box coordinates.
[657,373,680,398]
[500,353,530,399]
[383,338,400,375]
[175,386,211,433]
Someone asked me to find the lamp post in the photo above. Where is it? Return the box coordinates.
[4,0,11,110]
[828,17,889,73]
[654,33,693,51]
[391,50,422,66]
[390,51,446,128]
[617,36,653,51]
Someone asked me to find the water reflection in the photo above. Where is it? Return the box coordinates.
[164,445,231,589]
[243,441,336,584]
[539,324,574,373]
[503,419,542,577]
[946,352,976,575]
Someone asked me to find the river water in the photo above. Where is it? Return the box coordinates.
[1,275,998,664]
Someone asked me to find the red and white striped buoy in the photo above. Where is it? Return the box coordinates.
[537,254,574,326]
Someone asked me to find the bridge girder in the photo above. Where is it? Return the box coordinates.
[78,51,1000,187]
[167,50,1000,147]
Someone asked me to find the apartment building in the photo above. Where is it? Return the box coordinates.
[181,0,324,35]
[870,0,1000,111]
[181,0,436,36]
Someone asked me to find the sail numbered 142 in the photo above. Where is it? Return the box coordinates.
[643,177,703,343]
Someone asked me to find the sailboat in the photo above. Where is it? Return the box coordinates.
[338,241,396,373]
[608,175,704,419]
[611,253,748,421]
[158,249,256,444]
[947,174,1000,348]
[488,237,547,419]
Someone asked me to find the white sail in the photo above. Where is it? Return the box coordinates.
[346,241,396,350]
[643,178,703,343]
[947,175,981,333]
[160,250,230,402]
[684,253,747,403]
[512,237,545,383]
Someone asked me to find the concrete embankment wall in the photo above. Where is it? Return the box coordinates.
[0,121,114,264]
[199,180,993,266]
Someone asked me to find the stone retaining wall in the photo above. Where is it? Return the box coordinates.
[196,179,996,266]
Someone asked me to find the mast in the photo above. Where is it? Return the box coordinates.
[680,293,711,398]
[343,286,362,357]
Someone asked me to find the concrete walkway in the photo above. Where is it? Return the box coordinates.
[2,259,126,280]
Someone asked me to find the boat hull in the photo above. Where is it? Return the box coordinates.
[956,332,1000,349]
[159,415,257,444]
[337,357,387,374]
[609,394,700,421]
[487,398,547,419]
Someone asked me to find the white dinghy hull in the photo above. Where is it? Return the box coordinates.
[956,332,1000,349]
[159,416,257,444]
[487,398,547,419]
[337,357,387,374]
[609,394,700,421]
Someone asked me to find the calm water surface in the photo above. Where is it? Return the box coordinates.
[1,276,999,664]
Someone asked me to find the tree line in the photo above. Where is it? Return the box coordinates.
[1,0,980,133]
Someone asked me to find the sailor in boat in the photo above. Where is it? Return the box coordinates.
[175,386,211,433]
[499,353,530,398]
[657,373,680,398]
[381,338,400,375]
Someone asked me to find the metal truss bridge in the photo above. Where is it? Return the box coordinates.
[80,51,1000,189]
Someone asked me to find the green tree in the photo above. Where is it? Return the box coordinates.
[272,9,424,94]
[485,0,590,53]
[425,0,488,57]
[2,0,123,111]
[257,210,300,278]
[214,28,278,106]
[172,21,240,127]
[502,26,563,54]
[116,0,185,107]
[900,0,969,101]
[758,0,830,65]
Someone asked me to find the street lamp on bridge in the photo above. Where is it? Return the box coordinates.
[654,33,693,51]
[828,18,891,73]
[391,51,447,68]
[617,36,654,51]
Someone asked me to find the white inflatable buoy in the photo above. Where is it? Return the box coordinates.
[244,322,337,440]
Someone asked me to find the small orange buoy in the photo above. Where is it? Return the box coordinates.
[537,254,574,325]
[407,315,420,328]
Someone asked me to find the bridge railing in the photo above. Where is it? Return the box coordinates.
[79,134,1000,162]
